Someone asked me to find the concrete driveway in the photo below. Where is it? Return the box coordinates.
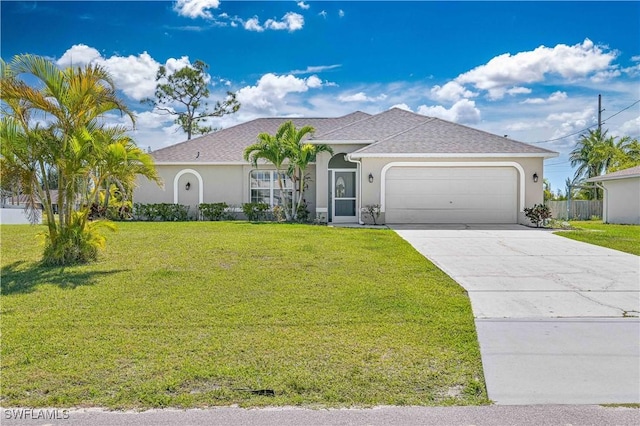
[391,224,640,405]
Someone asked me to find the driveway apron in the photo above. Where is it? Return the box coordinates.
[391,224,640,405]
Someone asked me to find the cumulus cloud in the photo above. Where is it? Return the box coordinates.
[319,10,327,18]
[306,75,322,88]
[339,10,345,18]
[430,81,477,102]
[243,12,304,32]
[390,103,412,111]
[522,90,568,105]
[417,99,481,124]
[244,17,263,32]
[56,44,102,68]
[338,91,387,103]
[235,73,322,114]
[264,12,304,32]
[56,45,212,101]
[173,0,220,19]
[453,38,618,100]
[617,115,640,137]
[297,1,310,10]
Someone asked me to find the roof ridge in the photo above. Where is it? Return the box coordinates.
[350,116,435,154]
[312,112,377,139]
[428,117,557,153]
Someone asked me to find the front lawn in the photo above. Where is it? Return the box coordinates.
[555,221,640,256]
[0,222,487,408]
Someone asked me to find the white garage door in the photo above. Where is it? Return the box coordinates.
[385,167,518,223]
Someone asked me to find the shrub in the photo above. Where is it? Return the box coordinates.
[133,203,190,221]
[199,202,231,221]
[42,211,116,266]
[524,204,552,228]
[362,204,381,225]
[242,202,269,221]
[295,200,311,223]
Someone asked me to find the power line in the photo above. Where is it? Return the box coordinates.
[528,98,640,144]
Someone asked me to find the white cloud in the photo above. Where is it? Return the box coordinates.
[338,91,387,103]
[235,73,321,114]
[506,86,532,96]
[417,99,481,124]
[549,91,568,102]
[244,17,264,32]
[98,52,162,100]
[390,103,412,112]
[290,64,341,75]
[455,38,618,99]
[339,9,345,18]
[173,0,220,19]
[297,1,310,10]
[319,10,327,18]
[306,75,322,88]
[590,69,622,83]
[243,12,304,32]
[615,115,640,137]
[264,12,304,32]
[56,44,102,68]
[522,90,568,105]
[430,81,477,102]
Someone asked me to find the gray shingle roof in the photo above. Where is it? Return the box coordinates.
[312,107,430,141]
[151,111,371,163]
[586,165,640,182]
[350,110,556,156]
[151,108,557,162]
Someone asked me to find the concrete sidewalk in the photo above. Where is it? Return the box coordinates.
[392,224,640,405]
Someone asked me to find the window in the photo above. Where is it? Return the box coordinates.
[250,170,293,207]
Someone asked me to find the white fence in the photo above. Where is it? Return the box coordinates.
[547,200,603,220]
[0,207,41,224]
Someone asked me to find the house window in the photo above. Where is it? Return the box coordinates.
[250,170,293,207]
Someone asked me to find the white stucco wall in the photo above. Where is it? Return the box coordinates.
[603,177,640,224]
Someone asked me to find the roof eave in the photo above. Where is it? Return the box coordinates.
[348,152,559,159]
[309,139,375,145]
[586,174,640,182]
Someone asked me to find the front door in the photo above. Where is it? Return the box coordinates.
[332,169,357,223]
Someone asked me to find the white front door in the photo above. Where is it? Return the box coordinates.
[332,169,357,223]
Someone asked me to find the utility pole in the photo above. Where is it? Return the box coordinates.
[597,94,604,132]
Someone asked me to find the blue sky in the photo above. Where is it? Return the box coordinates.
[2,1,639,192]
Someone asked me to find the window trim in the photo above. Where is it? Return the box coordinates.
[249,170,293,207]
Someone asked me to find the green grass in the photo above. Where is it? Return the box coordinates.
[554,221,640,255]
[0,222,487,409]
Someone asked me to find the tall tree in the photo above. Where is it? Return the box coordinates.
[1,55,160,265]
[142,60,240,140]
[243,126,293,219]
[244,121,333,221]
[570,129,640,199]
[280,122,333,220]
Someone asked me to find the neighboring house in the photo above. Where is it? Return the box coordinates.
[586,165,640,224]
[134,108,558,224]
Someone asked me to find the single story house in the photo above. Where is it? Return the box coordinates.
[134,108,558,224]
[586,165,640,224]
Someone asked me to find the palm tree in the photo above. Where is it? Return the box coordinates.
[1,54,159,264]
[243,125,293,219]
[570,129,640,199]
[279,122,333,220]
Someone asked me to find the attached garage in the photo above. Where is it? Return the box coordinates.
[384,165,519,224]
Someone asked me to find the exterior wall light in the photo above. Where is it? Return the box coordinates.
[185,182,191,190]
[368,173,374,183]
[533,173,539,183]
